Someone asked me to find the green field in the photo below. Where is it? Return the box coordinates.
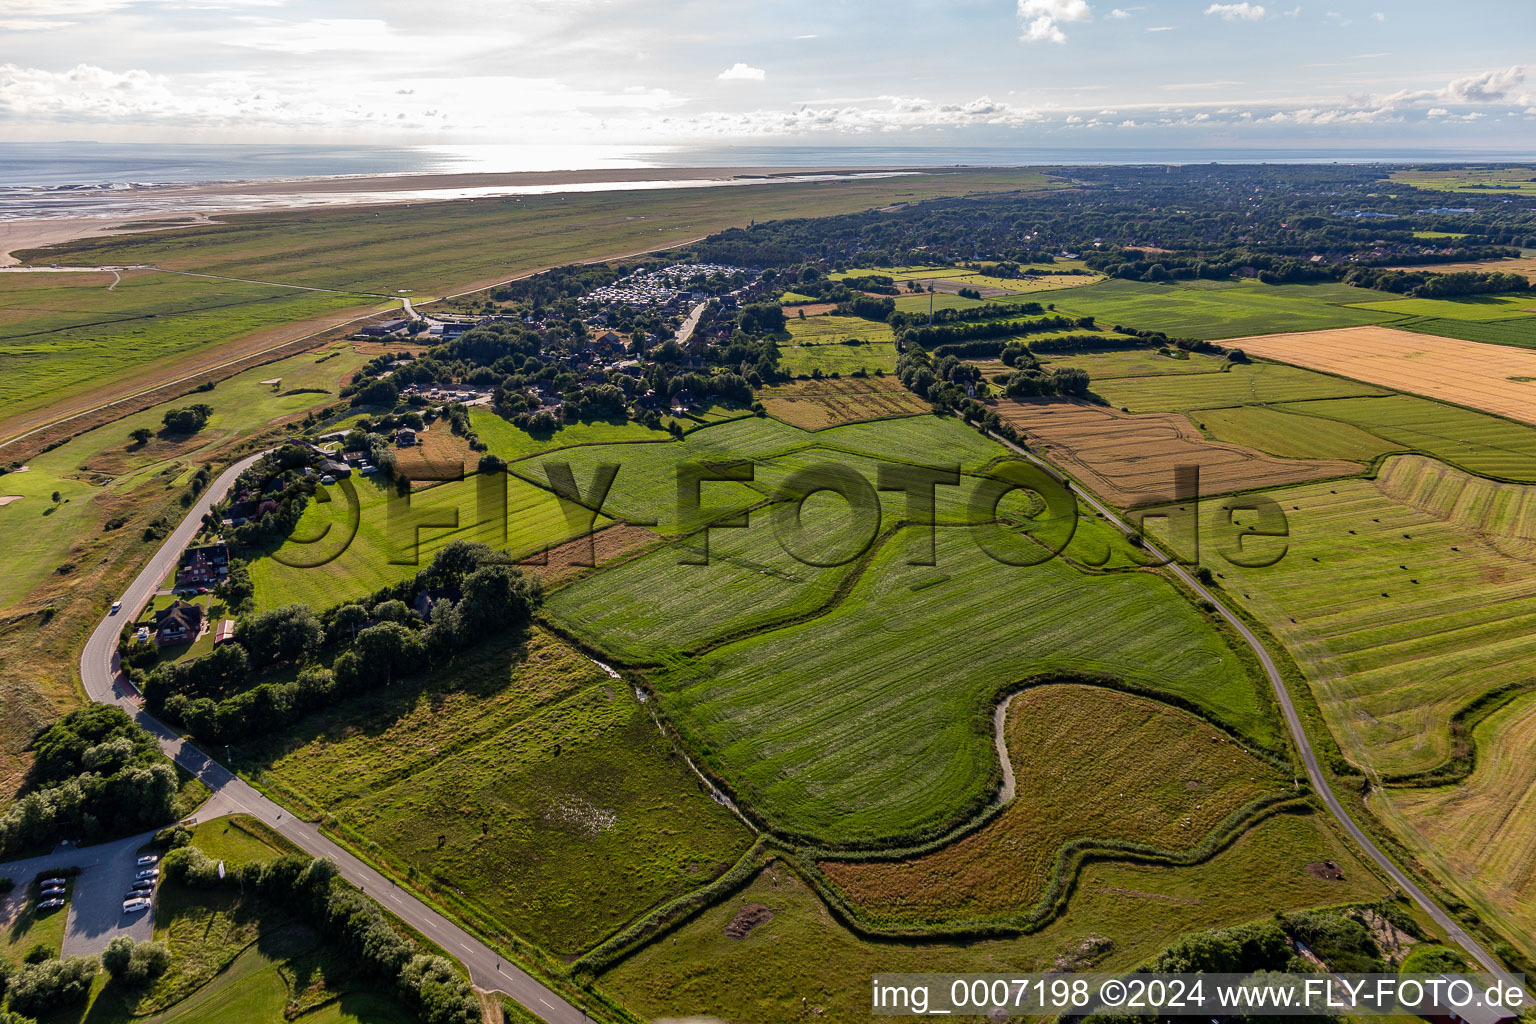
[1392,314,1536,349]
[0,270,382,425]
[1282,395,1536,482]
[0,341,370,610]
[248,466,610,612]
[1056,279,1401,340]
[505,412,1010,535]
[1039,348,1230,377]
[641,526,1269,845]
[1198,406,1404,461]
[470,407,672,461]
[1388,167,1536,195]
[1091,361,1387,413]
[1344,293,1536,321]
[602,811,1388,1023]
[891,291,986,313]
[243,628,753,956]
[821,684,1284,925]
[777,315,898,376]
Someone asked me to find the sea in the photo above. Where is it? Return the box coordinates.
[3,141,1532,223]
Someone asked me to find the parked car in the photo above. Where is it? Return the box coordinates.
[136,854,159,867]
[129,879,155,892]
[135,868,158,881]
[37,898,66,911]
[39,877,66,888]
[122,898,151,913]
[39,885,65,896]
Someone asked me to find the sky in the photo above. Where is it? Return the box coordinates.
[1,0,1534,151]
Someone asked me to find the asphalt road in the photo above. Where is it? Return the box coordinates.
[79,453,588,1024]
[990,431,1517,987]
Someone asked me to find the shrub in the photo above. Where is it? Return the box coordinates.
[6,956,98,1016]
[102,937,171,986]
[161,404,213,434]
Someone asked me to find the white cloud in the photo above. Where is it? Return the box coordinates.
[717,62,766,81]
[794,33,818,39]
[1145,25,1174,31]
[1373,11,1387,21]
[1109,7,1136,18]
[1205,3,1266,21]
[1426,107,1449,117]
[1018,0,1092,44]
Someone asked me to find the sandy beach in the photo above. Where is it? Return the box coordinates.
[0,164,919,265]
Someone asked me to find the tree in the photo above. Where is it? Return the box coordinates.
[235,604,324,666]
[214,561,254,614]
[161,404,213,434]
[102,937,171,986]
[460,564,540,631]
[352,378,399,408]
[129,427,153,446]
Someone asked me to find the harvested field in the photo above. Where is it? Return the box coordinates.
[782,301,838,316]
[993,399,1361,507]
[1381,256,1536,282]
[820,685,1283,925]
[758,375,929,430]
[1038,349,1231,378]
[1152,455,1536,778]
[1386,690,1536,950]
[1235,326,1536,426]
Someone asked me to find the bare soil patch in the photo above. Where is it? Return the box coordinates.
[1233,326,1536,426]
[993,399,1359,507]
[1305,860,1345,881]
[782,302,838,317]
[520,523,661,588]
[724,903,774,939]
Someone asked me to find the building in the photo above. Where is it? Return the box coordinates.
[213,620,237,646]
[154,600,204,647]
[359,318,409,338]
[318,458,352,479]
[176,543,229,588]
[413,587,460,620]
[396,427,417,446]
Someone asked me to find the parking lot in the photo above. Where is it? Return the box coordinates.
[0,829,159,958]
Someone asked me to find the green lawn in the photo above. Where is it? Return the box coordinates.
[1056,279,1401,340]
[777,315,898,376]
[1344,293,1536,321]
[1091,360,1387,413]
[646,525,1270,846]
[242,628,754,957]
[0,341,370,609]
[1282,395,1536,482]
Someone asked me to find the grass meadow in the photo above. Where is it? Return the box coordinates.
[1343,293,1536,321]
[0,270,381,426]
[1197,405,1404,461]
[1393,314,1536,349]
[248,466,611,612]
[243,628,754,957]
[647,526,1270,845]
[0,340,370,610]
[1055,279,1401,340]
[1283,395,1536,482]
[602,810,1388,1024]
[1091,361,1388,413]
[777,315,898,376]
[820,684,1285,925]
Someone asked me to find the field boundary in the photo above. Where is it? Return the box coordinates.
[1379,682,1536,789]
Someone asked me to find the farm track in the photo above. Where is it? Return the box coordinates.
[987,427,1518,985]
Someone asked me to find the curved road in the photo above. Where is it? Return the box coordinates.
[992,432,1517,986]
[80,453,588,1024]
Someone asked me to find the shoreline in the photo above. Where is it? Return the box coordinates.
[0,164,928,265]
